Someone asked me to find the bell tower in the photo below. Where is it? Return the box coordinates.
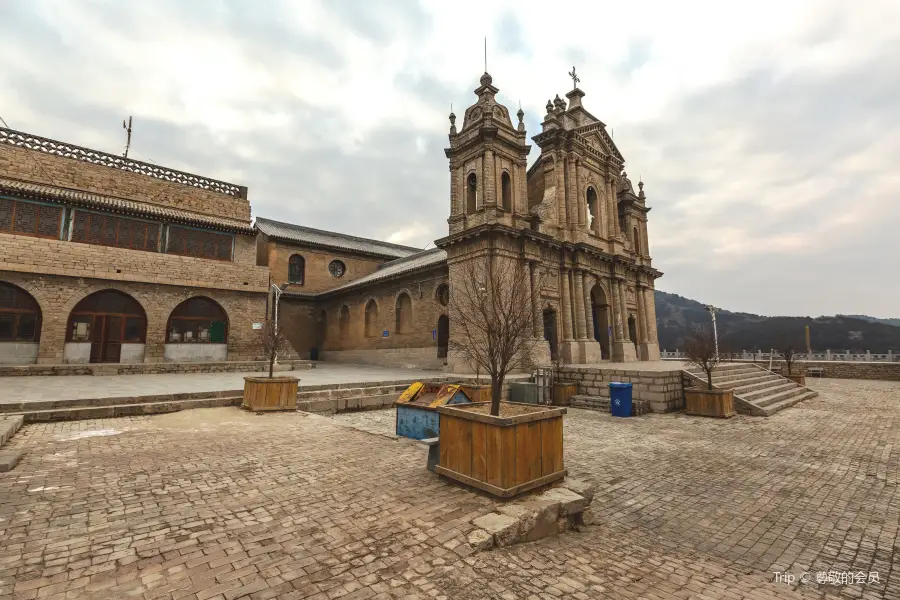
[445,72,531,235]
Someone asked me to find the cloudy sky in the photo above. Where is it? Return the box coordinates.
[1,0,897,318]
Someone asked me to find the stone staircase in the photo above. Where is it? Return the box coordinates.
[0,392,243,423]
[0,415,24,471]
[684,363,817,416]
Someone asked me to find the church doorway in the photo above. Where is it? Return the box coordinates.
[542,308,558,361]
[590,284,610,359]
[436,314,449,359]
[628,315,638,355]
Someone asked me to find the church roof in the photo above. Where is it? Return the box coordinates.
[255,217,421,259]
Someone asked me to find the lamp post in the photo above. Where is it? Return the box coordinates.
[271,284,284,365]
[706,305,719,364]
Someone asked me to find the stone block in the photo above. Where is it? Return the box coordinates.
[539,487,586,517]
[471,513,519,547]
[466,528,494,552]
[360,396,383,409]
[496,504,537,537]
[0,448,25,472]
[562,479,598,504]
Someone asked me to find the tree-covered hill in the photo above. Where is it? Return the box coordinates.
[655,290,900,353]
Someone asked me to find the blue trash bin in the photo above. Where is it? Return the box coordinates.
[609,382,633,417]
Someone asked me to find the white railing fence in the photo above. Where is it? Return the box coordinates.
[660,349,898,362]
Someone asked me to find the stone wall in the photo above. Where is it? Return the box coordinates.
[558,365,684,413]
[0,271,268,363]
[752,359,900,382]
[319,347,445,370]
[263,239,389,293]
[0,233,268,293]
[0,142,250,220]
[0,359,311,377]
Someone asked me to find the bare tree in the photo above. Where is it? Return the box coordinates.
[682,325,719,391]
[448,256,544,416]
[776,335,799,375]
[260,321,294,378]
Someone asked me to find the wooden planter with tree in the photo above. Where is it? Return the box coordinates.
[243,321,298,412]
[776,337,806,385]
[683,326,735,418]
[435,402,566,498]
[438,257,560,497]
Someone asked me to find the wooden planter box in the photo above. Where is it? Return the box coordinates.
[242,376,299,412]
[552,382,578,407]
[782,372,806,385]
[435,402,566,498]
[685,388,735,418]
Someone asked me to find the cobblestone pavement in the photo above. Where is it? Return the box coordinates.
[0,363,445,404]
[1,379,897,599]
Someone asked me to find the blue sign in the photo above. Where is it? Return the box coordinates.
[432,329,436,340]
[382,330,389,337]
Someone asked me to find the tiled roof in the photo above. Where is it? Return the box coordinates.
[0,176,254,233]
[255,217,421,259]
[284,248,447,298]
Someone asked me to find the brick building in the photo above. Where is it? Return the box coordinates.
[0,127,269,365]
[263,72,662,368]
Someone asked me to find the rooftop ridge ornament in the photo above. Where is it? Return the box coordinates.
[568,66,580,90]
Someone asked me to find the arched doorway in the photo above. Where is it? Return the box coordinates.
[165,297,229,362]
[628,315,638,355]
[0,282,42,364]
[364,300,378,338]
[590,284,611,360]
[543,307,558,362]
[437,314,449,359]
[67,290,146,363]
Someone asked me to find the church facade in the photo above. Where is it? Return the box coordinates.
[0,71,661,367]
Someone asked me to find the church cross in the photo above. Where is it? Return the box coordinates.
[568,66,580,90]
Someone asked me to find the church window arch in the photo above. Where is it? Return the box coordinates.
[466,173,477,215]
[395,292,412,334]
[288,254,305,285]
[501,171,512,211]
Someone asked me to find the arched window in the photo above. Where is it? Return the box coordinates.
[167,297,228,343]
[364,300,378,338]
[339,305,350,340]
[0,282,41,342]
[67,290,146,363]
[501,172,512,211]
[466,173,477,215]
[395,293,412,334]
[288,254,305,285]
[436,284,449,307]
[632,226,641,255]
[586,187,598,230]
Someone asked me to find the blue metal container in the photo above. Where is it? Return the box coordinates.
[395,382,473,440]
[608,382,633,418]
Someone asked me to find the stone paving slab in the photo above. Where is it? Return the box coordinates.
[0,379,897,599]
[0,363,446,405]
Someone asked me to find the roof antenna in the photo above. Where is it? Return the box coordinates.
[122,116,133,158]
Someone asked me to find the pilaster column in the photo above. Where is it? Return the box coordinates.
[573,270,587,339]
[636,286,649,343]
[583,273,595,341]
[449,165,460,217]
[575,160,585,228]
[619,280,631,342]
[611,278,624,341]
[560,268,574,340]
[567,155,578,230]
[645,286,658,341]
[529,262,541,338]
[557,153,567,226]
[607,177,619,238]
[517,161,528,216]
[593,188,603,237]
[484,150,495,206]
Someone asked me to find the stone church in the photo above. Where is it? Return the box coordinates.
[270,72,662,368]
[0,70,661,367]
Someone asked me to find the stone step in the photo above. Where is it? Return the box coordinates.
[723,374,785,392]
[570,395,650,416]
[751,386,810,409]
[0,415,24,448]
[11,396,243,423]
[741,382,800,402]
[759,391,818,416]
[0,390,246,414]
[687,366,760,378]
[708,370,770,384]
